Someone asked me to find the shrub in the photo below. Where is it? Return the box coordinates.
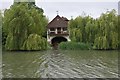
[59,42,92,50]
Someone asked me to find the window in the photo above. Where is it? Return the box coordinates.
[50,28,55,31]
[57,28,61,31]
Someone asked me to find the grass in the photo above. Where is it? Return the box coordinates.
[59,42,92,50]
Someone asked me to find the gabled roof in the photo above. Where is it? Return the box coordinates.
[47,15,69,28]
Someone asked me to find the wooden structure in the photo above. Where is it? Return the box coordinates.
[47,15,71,46]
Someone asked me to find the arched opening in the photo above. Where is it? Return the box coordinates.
[51,36,67,49]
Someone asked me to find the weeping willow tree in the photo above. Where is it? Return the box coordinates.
[69,9,119,50]
[14,0,35,5]
[93,10,118,49]
[118,15,120,49]
[0,10,2,27]
[22,34,47,50]
[3,2,48,50]
[69,15,94,43]
[118,2,120,49]
[0,10,2,45]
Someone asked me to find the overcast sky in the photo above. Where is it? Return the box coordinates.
[0,0,119,21]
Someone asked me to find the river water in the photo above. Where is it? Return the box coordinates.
[2,50,118,78]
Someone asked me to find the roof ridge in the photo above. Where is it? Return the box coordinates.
[47,15,68,28]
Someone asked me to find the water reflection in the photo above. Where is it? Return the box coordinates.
[2,50,118,78]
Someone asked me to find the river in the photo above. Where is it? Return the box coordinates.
[2,50,118,78]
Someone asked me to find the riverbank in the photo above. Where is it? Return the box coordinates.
[59,42,92,50]
[58,42,120,50]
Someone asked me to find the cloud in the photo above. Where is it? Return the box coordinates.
[0,0,118,21]
[36,2,118,21]
[37,0,119,2]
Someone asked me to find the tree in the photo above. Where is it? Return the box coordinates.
[22,34,47,50]
[93,9,118,49]
[69,9,118,50]
[3,2,48,50]
[118,15,120,49]
[0,10,2,45]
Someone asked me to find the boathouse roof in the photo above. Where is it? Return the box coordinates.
[47,15,69,28]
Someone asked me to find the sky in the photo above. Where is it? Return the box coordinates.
[0,0,119,21]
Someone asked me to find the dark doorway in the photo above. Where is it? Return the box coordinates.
[51,36,67,49]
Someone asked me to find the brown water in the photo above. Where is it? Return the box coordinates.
[2,50,118,78]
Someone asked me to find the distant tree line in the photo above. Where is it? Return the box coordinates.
[0,10,2,45]
[2,2,48,50]
[69,9,119,50]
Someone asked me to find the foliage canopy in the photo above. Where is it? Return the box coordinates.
[3,2,48,50]
[69,9,119,50]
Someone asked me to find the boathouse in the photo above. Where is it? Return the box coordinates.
[47,15,71,47]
